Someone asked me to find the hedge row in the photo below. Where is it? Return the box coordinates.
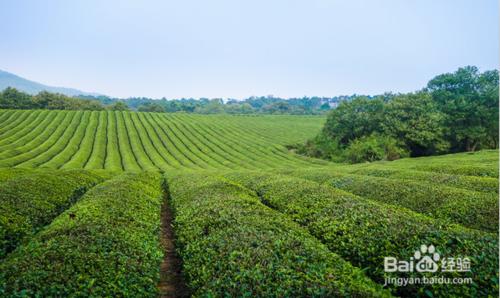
[408,164,499,178]
[224,171,499,297]
[0,168,32,183]
[279,169,498,232]
[0,169,107,258]
[0,172,164,297]
[166,172,390,297]
[341,167,498,194]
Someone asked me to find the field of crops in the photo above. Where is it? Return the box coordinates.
[0,110,326,170]
[0,109,498,297]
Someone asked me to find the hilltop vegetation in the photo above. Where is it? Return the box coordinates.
[0,104,498,297]
[0,110,326,170]
[0,151,498,297]
[293,66,499,162]
[0,70,498,297]
[0,86,355,115]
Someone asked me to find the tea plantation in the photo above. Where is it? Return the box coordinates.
[0,109,498,297]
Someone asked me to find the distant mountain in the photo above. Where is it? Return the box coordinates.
[0,69,101,97]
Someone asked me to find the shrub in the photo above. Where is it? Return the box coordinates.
[279,169,498,232]
[167,172,390,297]
[343,167,498,194]
[0,169,107,258]
[345,134,409,163]
[0,172,164,297]
[224,171,499,297]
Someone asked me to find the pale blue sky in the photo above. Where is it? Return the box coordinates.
[0,0,498,99]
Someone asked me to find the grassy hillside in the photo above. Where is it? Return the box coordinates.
[0,109,497,297]
[0,110,326,170]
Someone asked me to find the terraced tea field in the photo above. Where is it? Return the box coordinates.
[0,109,498,297]
[0,110,326,170]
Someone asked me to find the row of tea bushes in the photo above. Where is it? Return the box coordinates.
[279,169,498,232]
[0,172,164,297]
[0,169,108,258]
[224,172,499,297]
[166,172,391,297]
[340,167,498,194]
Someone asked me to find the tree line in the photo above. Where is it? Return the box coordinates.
[291,66,499,162]
[0,88,352,114]
[0,88,130,111]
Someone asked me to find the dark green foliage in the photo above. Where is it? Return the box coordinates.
[382,92,449,156]
[322,96,385,145]
[343,167,499,194]
[0,169,107,258]
[138,102,166,112]
[280,169,498,232]
[0,88,105,110]
[167,172,391,297]
[224,172,499,297]
[108,101,130,111]
[297,66,499,163]
[344,134,409,163]
[0,168,32,182]
[0,87,33,109]
[291,133,344,162]
[427,66,499,151]
[0,172,164,297]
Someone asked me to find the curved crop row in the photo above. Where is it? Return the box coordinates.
[180,117,276,169]
[224,171,499,297]
[0,110,43,143]
[0,110,16,126]
[115,111,141,171]
[62,111,100,169]
[141,113,193,168]
[166,172,390,297]
[0,172,163,297]
[163,115,231,168]
[152,114,211,168]
[199,114,311,166]
[101,110,121,171]
[0,111,48,148]
[342,167,499,194]
[0,169,107,258]
[136,112,183,168]
[17,111,83,168]
[409,164,498,178]
[279,168,498,232]
[41,111,91,168]
[129,112,171,169]
[0,110,327,170]
[170,119,243,169]
[0,110,32,136]
[122,111,158,170]
[189,119,280,168]
[0,111,72,167]
[0,110,58,152]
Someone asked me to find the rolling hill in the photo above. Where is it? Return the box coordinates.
[0,69,100,96]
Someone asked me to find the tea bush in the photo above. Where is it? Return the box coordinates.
[0,169,107,258]
[0,172,164,297]
[167,172,391,297]
[279,169,498,232]
[224,172,499,297]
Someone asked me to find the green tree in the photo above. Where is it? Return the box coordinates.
[322,96,385,145]
[138,103,165,112]
[109,101,129,111]
[382,92,449,156]
[194,98,225,114]
[427,66,499,151]
[0,87,34,109]
[344,133,408,163]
